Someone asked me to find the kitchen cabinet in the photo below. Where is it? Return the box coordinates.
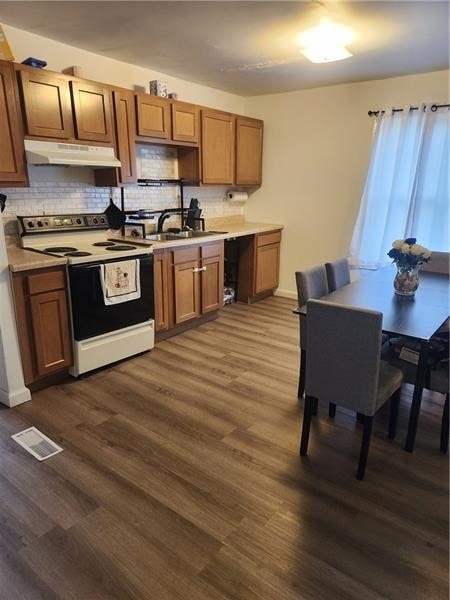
[136,93,171,140]
[70,80,113,143]
[95,88,137,186]
[18,66,113,144]
[136,94,199,145]
[0,60,27,185]
[18,67,74,139]
[11,266,73,386]
[171,101,199,143]
[237,230,281,303]
[235,117,263,186]
[154,249,170,332]
[201,109,235,184]
[154,240,224,338]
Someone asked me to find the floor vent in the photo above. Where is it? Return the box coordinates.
[11,427,63,461]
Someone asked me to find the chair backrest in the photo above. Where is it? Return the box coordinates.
[295,265,329,307]
[305,299,382,414]
[295,265,329,348]
[420,252,450,275]
[325,258,351,292]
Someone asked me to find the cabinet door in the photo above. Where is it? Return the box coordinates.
[71,81,113,143]
[154,251,169,331]
[19,69,73,139]
[0,61,27,184]
[173,261,201,324]
[235,117,263,186]
[171,101,199,143]
[201,255,224,313]
[29,289,73,378]
[136,93,171,139]
[201,109,234,184]
[112,89,137,183]
[255,243,280,294]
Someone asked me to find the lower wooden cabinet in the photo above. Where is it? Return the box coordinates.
[11,266,73,385]
[237,230,281,303]
[154,240,224,335]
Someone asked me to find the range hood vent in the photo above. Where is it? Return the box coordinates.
[24,139,121,168]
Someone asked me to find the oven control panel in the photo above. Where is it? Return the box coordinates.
[18,214,109,234]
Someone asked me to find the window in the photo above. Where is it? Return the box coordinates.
[350,105,449,269]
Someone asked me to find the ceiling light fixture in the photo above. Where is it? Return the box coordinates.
[297,19,355,63]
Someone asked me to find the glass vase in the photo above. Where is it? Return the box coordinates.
[393,265,420,296]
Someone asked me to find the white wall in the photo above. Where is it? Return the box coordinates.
[243,70,449,297]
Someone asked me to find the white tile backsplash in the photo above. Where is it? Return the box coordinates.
[1,144,243,232]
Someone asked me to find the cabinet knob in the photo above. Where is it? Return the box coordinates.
[192,266,207,273]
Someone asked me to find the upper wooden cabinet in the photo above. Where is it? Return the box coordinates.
[201,109,235,185]
[70,80,113,143]
[235,117,263,186]
[136,93,171,140]
[18,67,114,144]
[19,68,74,139]
[171,101,199,143]
[112,89,137,183]
[136,94,199,145]
[0,60,27,185]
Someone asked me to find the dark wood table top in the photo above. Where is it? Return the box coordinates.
[295,267,449,342]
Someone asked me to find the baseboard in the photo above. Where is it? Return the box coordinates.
[274,288,297,300]
[0,386,31,408]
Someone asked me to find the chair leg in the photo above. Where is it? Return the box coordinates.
[440,393,449,454]
[356,412,364,424]
[356,415,373,480]
[388,388,401,439]
[312,397,318,415]
[300,396,315,456]
[329,403,336,418]
[297,349,306,399]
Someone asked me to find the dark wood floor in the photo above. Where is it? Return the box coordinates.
[0,296,448,600]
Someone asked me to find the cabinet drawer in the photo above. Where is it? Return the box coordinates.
[172,246,201,265]
[256,231,281,247]
[27,269,65,295]
[201,241,223,259]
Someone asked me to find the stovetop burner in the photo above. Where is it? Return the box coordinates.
[45,246,78,253]
[92,241,116,247]
[105,245,136,251]
[64,251,93,257]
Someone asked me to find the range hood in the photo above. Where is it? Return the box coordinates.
[24,140,121,168]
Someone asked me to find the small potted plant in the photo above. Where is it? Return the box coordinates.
[388,238,431,296]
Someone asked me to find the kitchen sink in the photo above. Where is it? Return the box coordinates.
[146,230,227,241]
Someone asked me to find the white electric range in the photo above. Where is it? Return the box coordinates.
[18,213,155,377]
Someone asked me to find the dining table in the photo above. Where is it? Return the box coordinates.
[294,266,449,452]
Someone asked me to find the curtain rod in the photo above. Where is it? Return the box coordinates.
[368,103,450,117]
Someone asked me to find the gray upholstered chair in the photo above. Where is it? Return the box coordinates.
[295,266,329,398]
[325,258,351,292]
[300,299,403,480]
[382,341,449,453]
[420,251,450,275]
[430,367,449,454]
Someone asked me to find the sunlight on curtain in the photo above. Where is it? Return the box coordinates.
[350,106,450,269]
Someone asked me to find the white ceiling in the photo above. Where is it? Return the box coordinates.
[1,1,449,96]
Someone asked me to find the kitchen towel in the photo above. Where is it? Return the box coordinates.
[99,259,141,305]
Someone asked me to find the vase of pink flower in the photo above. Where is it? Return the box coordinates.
[387,238,431,296]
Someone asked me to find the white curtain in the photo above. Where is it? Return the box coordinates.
[350,105,450,269]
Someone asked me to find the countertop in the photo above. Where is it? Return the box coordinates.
[7,245,67,273]
[120,221,283,250]
[7,222,283,272]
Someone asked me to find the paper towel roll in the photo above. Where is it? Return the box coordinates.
[227,191,248,202]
